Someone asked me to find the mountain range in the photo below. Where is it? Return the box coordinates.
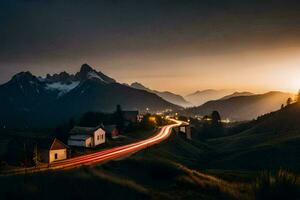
[130,82,192,107]
[185,89,234,106]
[0,64,180,128]
[185,91,294,121]
[219,91,254,100]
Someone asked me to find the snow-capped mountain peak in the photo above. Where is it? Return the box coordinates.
[45,81,80,97]
[40,64,116,96]
[76,64,116,83]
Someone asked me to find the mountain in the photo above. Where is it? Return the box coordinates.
[185,91,294,121]
[185,89,234,106]
[219,91,254,100]
[130,82,192,107]
[0,64,180,128]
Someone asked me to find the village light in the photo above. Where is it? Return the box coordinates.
[149,116,156,123]
[221,118,231,124]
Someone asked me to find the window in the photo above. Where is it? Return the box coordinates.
[101,135,104,140]
[97,135,100,140]
[54,153,58,160]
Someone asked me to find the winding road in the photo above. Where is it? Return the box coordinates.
[50,119,185,170]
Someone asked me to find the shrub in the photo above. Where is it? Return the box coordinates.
[253,170,300,200]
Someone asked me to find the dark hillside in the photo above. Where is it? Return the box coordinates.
[204,103,300,171]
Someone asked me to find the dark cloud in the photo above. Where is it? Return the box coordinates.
[1,0,300,83]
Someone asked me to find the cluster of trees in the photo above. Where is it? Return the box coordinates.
[54,105,126,143]
[280,90,298,109]
[283,89,300,109]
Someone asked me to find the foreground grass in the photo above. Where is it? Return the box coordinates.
[0,157,247,200]
[1,132,300,199]
[253,170,300,200]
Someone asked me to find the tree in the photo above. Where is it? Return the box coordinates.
[287,97,292,106]
[281,104,284,109]
[114,104,124,132]
[211,110,221,126]
[297,89,300,102]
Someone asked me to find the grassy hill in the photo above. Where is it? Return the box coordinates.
[1,104,300,199]
[0,133,251,200]
[203,103,300,171]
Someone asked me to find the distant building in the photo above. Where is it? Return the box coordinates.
[175,124,194,140]
[137,114,144,122]
[39,138,69,164]
[122,110,139,123]
[104,125,120,139]
[68,126,105,148]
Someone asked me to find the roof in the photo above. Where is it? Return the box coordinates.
[69,126,102,136]
[50,138,69,150]
[69,134,91,140]
[38,138,69,150]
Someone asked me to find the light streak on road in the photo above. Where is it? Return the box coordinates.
[50,119,185,169]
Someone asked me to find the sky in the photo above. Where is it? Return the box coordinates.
[1,0,300,95]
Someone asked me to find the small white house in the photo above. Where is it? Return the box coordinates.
[40,138,69,163]
[67,126,105,148]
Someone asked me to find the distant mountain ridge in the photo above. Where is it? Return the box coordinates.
[185,91,294,121]
[0,64,180,128]
[130,82,192,107]
[219,91,254,100]
[43,64,116,84]
[185,89,234,106]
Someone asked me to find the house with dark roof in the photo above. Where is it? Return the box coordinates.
[68,126,105,148]
[39,138,69,163]
[104,125,119,139]
[122,110,139,123]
